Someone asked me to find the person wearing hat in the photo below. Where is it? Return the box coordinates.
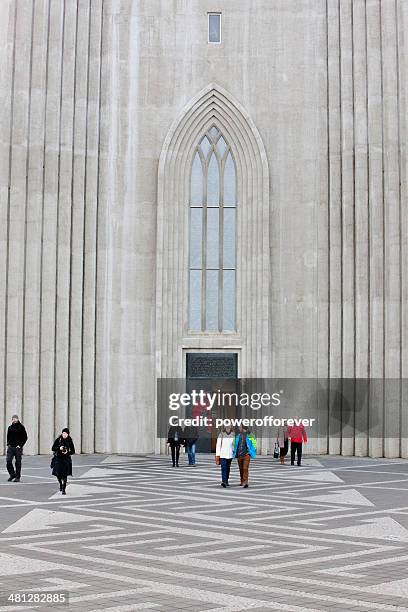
[6,415,28,482]
[51,428,75,494]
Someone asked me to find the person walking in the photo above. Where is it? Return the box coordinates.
[215,426,235,487]
[276,425,288,465]
[51,428,75,494]
[233,425,256,488]
[6,415,28,482]
[183,424,198,466]
[167,425,184,467]
[287,419,308,466]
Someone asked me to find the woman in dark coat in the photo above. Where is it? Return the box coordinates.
[51,428,75,494]
[167,425,184,467]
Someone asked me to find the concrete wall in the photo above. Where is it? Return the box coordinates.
[0,0,406,455]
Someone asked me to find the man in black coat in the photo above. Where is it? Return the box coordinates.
[6,415,28,482]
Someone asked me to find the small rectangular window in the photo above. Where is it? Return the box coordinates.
[208,13,221,44]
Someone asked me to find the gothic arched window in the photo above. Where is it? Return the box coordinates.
[189,126,236,332]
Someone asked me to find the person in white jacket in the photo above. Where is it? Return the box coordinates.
[215,426,235,488]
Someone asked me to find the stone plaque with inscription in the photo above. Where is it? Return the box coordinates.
[186,353,238,379]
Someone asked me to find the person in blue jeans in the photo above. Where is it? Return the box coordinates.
[215,426,235,487]
[233,425,257,488]
[183,425,198,466]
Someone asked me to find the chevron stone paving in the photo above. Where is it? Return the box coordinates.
[0,454,407,611]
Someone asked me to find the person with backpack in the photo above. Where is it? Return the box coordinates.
[233,424,256,488]
[215,425,235,487]
[287,419,308,466]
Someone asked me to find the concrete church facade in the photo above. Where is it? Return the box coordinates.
[0,0,407,456]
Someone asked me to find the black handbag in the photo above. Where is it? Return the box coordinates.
[50,454,56,469]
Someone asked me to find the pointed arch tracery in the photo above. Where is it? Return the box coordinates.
[156,84,271,379]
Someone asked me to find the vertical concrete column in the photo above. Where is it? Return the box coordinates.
[381,0,402,458]
[366,0,384,457]
[353,0,370,457]
[6,0,33,431]
[316,0,330,456]
[23,0,49,454]
[95,0,117,453]
[0,0,16,451]
[82,0,103,453]
[54,0,77,437]
[397,0,408,459]
[327,0,342,455]
[68,0,91,451]
[339,0,356,456]
[111,0,156,453]
[39,0,64,453]
[107,0,133,453]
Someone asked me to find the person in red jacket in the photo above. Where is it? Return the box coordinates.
[286,418,307,466]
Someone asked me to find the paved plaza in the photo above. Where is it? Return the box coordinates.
[0,454,407,611]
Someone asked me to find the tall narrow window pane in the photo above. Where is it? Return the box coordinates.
[217,136,227,157]
[223,208,235,269]
[189,270,202,330]
[191,153,203,205]
[189,127,236,333]
[223,152,236,206]
[206,207,219,269]
[190,208,202,268]
[207,154,219,206]
[200,136,211,158]
[223,270,235,331]
[208,13,221,43]
[206,270,219,331]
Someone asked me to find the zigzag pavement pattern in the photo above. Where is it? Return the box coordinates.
[0,454,407,611]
